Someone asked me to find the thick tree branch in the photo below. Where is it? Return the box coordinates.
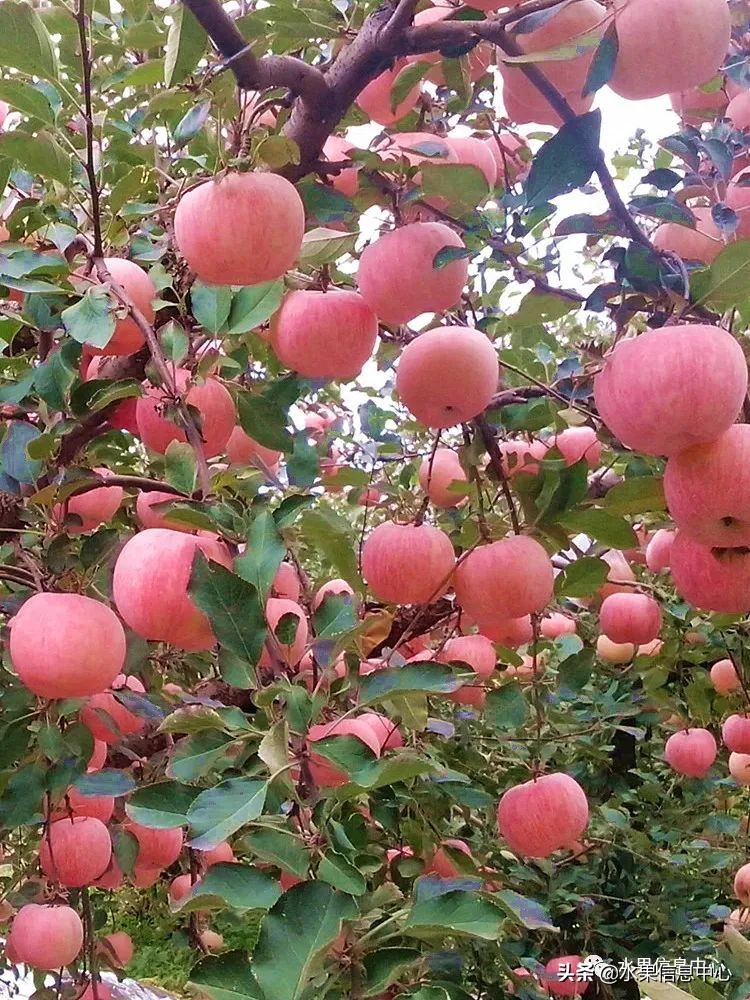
[61,475,189,500]
[182,0,329,104]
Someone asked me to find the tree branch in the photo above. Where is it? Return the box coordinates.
[93,259,211,497]
[182,0,329,105]
[75,0,103,257]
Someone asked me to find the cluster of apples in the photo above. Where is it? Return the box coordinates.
[353,0,729,130]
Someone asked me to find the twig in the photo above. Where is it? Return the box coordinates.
[75,0,103,257]
[473,415,521,534]
[93,259,212,497]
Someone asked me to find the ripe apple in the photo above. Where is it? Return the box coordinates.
[723,714,750,753]
[439,634,496,680]
[665,425,750,547]
[40,816,112,887]
[113,528,232,651]
[357,222,469,326]
[418,447,468,507]
[609,0,731,100]
[645,529,675,573]
[355,62,421,125]
[543,956,588,997]
[54,467,124,534]
[136,367,235,458]
[664,728,717,777]
[593,325,747,456]
[496,772,589,857]
[9,592,125,699]
[8,904,83,970]
[174,172,305,286]
[670,533,750,613]
[361,521,455,604]
[599,592,662,645]
[125,821,184,868]
[454,536,554,621]
[270,289,378,380]
[596,635,635,663]
[711,658,742,695]
[396,326,499,428]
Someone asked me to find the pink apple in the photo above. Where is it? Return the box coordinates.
[671,533,750,613]
[723,714,750,753]
[664,728,717,777]
[455,536,554,622]
[711,659,742,695]
[599,593,662,645]
[496,772,588,858]
[665,425,750,547]
[594,325,747,456]
[645,529,675,573]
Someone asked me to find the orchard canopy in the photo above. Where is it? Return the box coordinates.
[4,0,750,997]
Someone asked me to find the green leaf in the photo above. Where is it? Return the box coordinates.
[0,421,42,485]
[582,20,618,96]
[697,240,750,312]
[165,440,197,494]
[525,110,601,209]
[0,764,47,828]
[554,556,609,598]
[558,648,594,694]
[235,510,285,603]
[61,287,116,349]
[313,593,357,639]
[188,951,264,1000]
[73,770,136,797]
[485,682,529,729]
[188,777,267,850]
[192,280,233,333]
[314,739,434,791]
[0,2,58,80]
[174,100,211,147]
[164,4,207,87]
[299,228,358,267]
[299,508,360,587]
[318,851,367,895]
[404,891,504,940]
[390,60,431,110]
[558,508,638,548]
[604,475,666,515]
[70,377,142,417]
[251,883,358,1000]
[226,281,284,335]
[35,346,76,411]
[125,781,199,828]
[421,163,490,213]
[244,828,310,877]
[493,890,559,932]
[362,948,423,997]
[0,80,54,123]
[190,553,267,664]
[286,431,319,488]
[0,131,69,183]
[168,731,238,782]
[258,719,291,785]
[359,663,461,704]
[160,320,189,364]
[237,393,293,452]
[174,862,281,913]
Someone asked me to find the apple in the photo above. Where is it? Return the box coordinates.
[664,728,717,777]
[543,956,588,997]
[9,592,125,699]
[609,0,731,101]
[665,425,750,546]
[361,521,455,604]
[496,772,589,858]
[396,326,499,428]
[596,635,635,663]
[645,529,675,573]
[670,533,750,613]
[454,536,554,621]
[8,904,83,970]
[599,593,662,645]
[711,658,742,695]
[174,172,305,286]
[439,634,496,680]
[723,714,750,753]
[40,816,112,887]
[418,447,468,508]
[594,325,747,456]
[270,289,378,380]
[357,222,469,326]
